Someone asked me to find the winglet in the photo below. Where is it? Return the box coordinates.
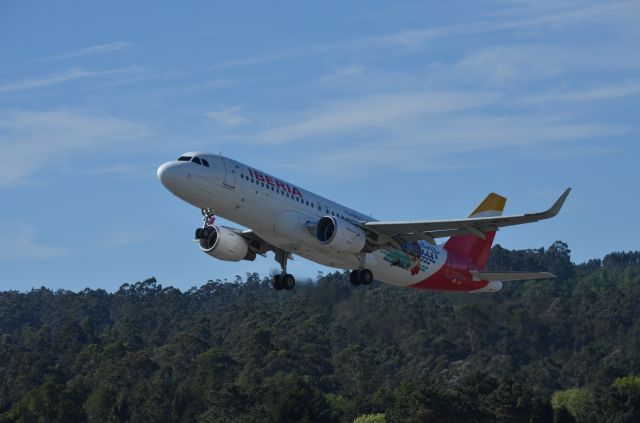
[469,193,507,218]
[546,188,571,217]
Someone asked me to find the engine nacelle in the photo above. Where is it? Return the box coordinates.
[316,216,366,254]
[198,226,255,262]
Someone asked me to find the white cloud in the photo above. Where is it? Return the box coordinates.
[271,113,628,180]
[38,41,131,61]
[321,65,366,81]
[0,110,149,186]
[204,107,249,126]
[524,80,640,103]
[255,91,500,143]
[0,67,141,93]
[0,222,66,261]
[209,51,293,70]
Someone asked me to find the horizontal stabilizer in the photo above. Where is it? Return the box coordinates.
[471,271,555,282]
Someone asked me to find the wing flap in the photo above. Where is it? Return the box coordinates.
[471,271,556,282]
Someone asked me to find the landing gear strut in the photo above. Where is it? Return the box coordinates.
[349,269,374,286]
[201,208,216,226]
[195,209,217,240]
[272,249,295,290]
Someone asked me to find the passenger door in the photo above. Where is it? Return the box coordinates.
[222,158,237,189]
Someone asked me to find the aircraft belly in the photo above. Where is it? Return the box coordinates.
[370,241,448,287]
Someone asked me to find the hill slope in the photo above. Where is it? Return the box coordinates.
[1,242,639,422]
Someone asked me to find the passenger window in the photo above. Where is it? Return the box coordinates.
[202,159,210,167]
[192,157,202,165]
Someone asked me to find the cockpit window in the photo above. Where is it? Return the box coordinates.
[202,159,210,167]
[177,156,192,161]
[192,157,202,165]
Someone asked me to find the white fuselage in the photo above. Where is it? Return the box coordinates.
[158,153,448,287]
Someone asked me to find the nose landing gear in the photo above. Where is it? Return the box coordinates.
[201,208,216,226]
[273,249,295,290]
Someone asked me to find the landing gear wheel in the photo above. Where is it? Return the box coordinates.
[350,269,373,286]
[350,270,361,286]
[284,274,295,290]
[360,269,373,285]
[273,249,295,292]
[272,274,284,290]
[272,274,294,291]
[195,226,214,240]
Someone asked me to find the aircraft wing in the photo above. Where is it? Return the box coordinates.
[363,188,570,245]
[471,271,555,281]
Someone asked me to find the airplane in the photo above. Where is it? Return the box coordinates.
[157,153,570,293]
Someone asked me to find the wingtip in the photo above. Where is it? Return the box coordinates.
[548,187,571,216]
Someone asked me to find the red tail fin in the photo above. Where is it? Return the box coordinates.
[444,193,506,268]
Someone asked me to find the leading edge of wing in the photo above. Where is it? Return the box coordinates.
[364,188,571,236]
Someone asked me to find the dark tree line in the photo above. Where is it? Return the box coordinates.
[1,241,639,422]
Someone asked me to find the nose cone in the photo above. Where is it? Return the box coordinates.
[157,162,182,191]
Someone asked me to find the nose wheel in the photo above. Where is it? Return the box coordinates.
[273,249,295,290]
[350,269,373,286]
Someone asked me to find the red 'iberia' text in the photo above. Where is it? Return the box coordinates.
[248,168,303,198]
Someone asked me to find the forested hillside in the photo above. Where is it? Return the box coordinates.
[1,242,639,422]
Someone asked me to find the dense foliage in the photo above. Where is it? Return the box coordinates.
[1,242,639,422]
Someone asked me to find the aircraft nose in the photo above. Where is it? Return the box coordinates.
[157,162,182,190]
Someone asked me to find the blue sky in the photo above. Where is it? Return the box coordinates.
[1,0,639,292]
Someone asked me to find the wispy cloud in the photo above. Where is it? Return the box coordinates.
[279,113,627,179]
[204,107,249,126]
[0,222,66,261]
[38,41,131,61]
[0,67,141,93]
[524,80,640,103]
[363,1,639,49]
[321,65,366,81]
[209,50,293,70]
[0,110,149,186]
[255,91,500,143]
[202,1,639,74]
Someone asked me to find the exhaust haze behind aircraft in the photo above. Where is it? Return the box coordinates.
[157,153,570,292]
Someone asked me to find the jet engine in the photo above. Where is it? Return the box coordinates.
[197,226,255,262]
[316,216,366,254]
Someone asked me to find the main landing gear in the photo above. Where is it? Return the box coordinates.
[272,249,295,291]
[349,269,374,286]
[350,253,374,286]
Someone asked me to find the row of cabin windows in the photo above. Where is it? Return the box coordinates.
[240,173,316,208]
[239,172,350,220]
[177,156,210,167]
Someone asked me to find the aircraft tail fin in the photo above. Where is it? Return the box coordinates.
[444,193,506,268]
